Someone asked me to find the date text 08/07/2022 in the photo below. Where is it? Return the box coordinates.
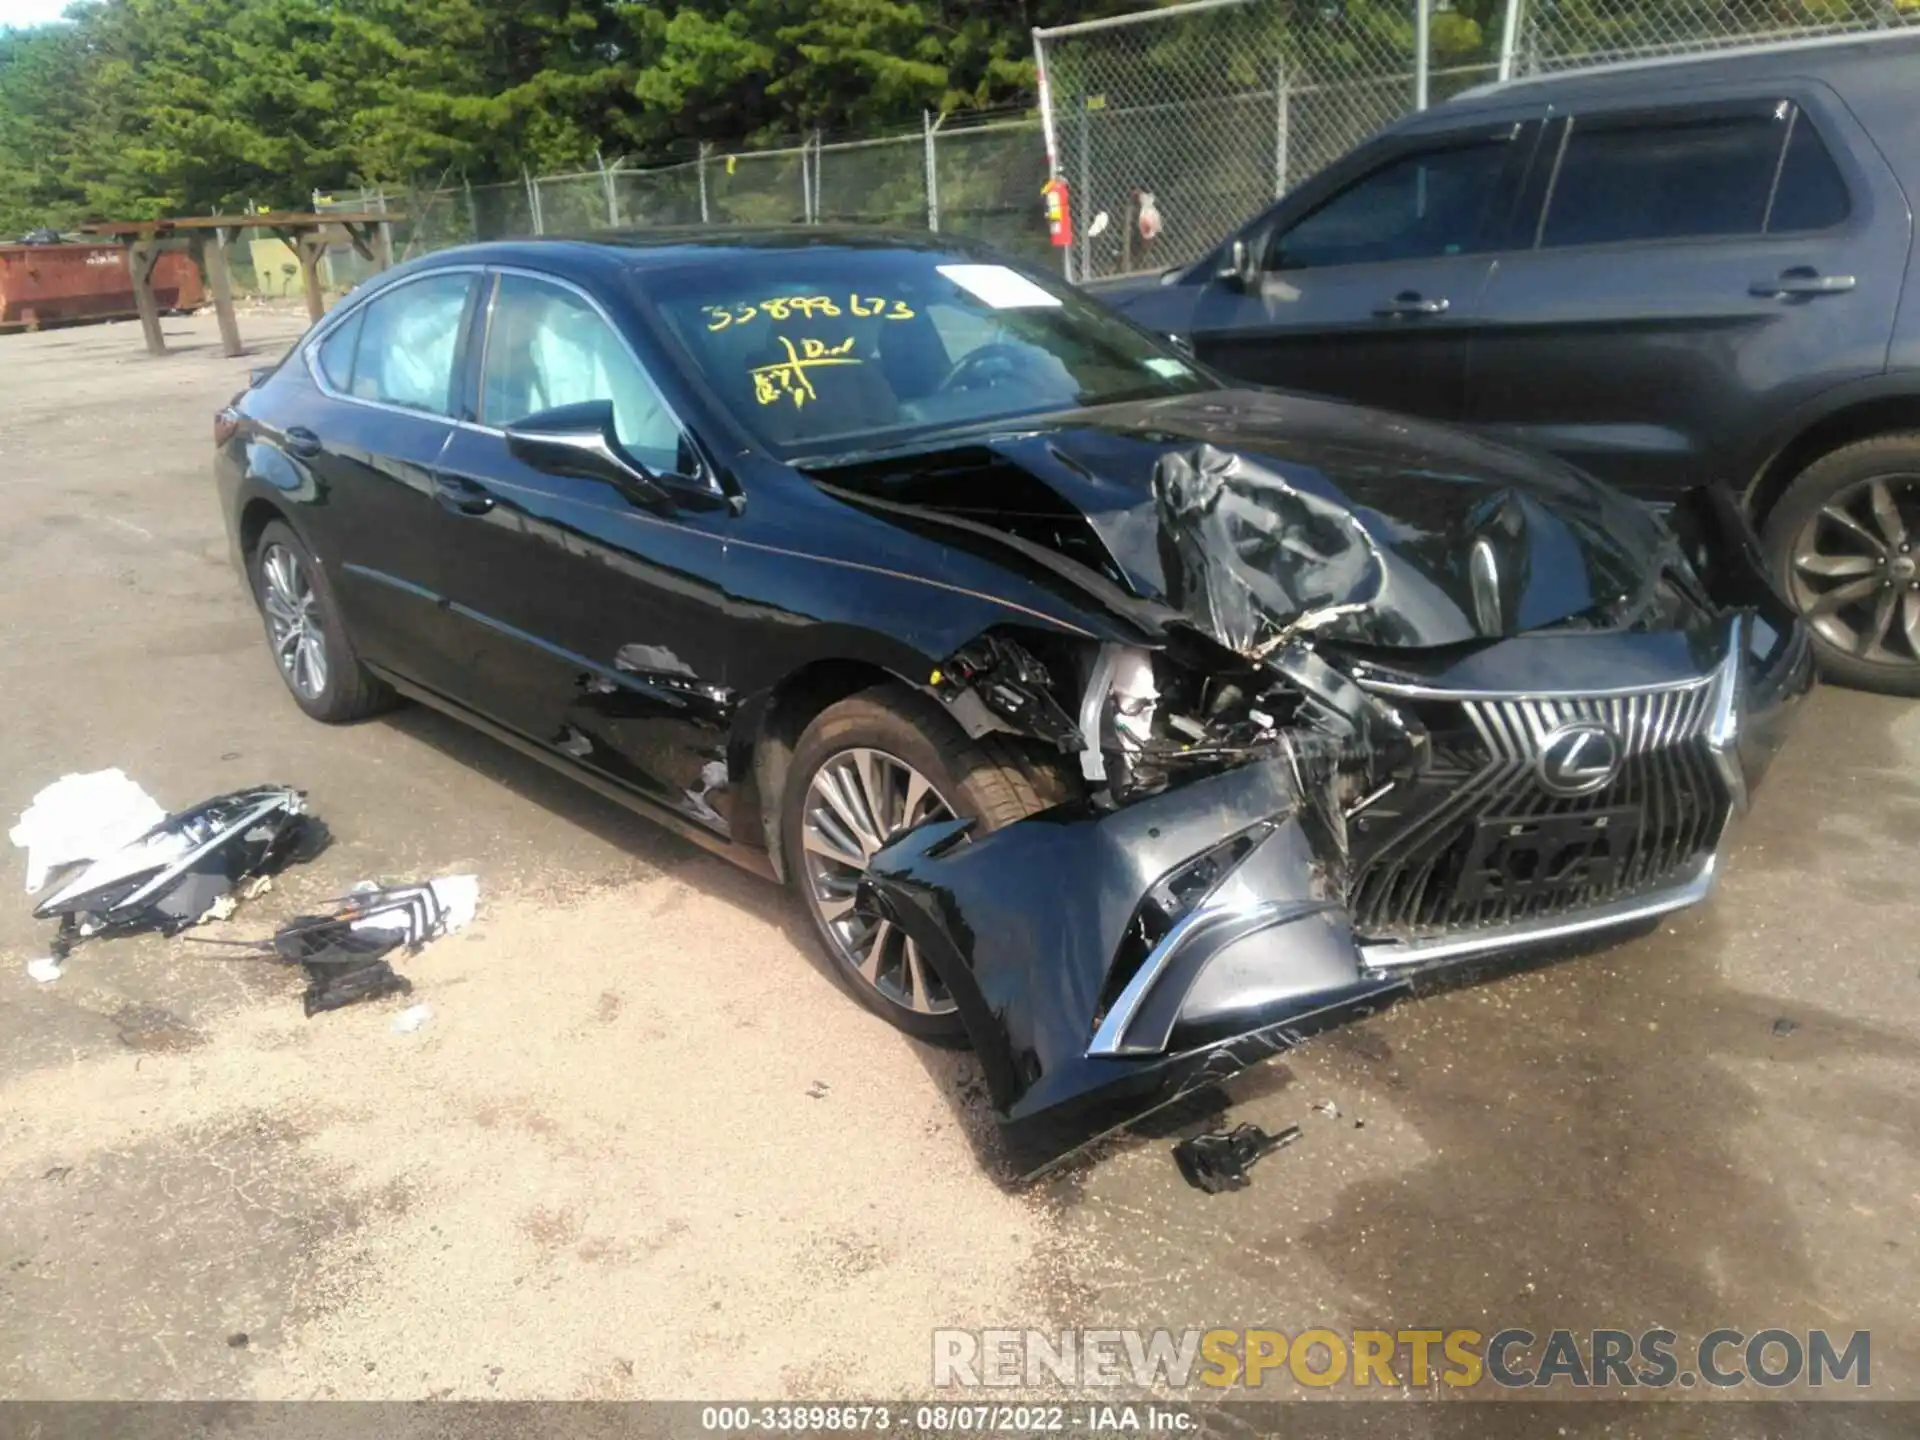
[700,1405,1194,1433]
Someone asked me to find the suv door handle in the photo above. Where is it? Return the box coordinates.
[1750,268,1856,298]
[433,474,495,516]
[283,426,323,459]
[1374,291,1451,318]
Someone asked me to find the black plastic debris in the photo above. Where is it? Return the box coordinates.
[31,787,324,960]
[1771,1016,1799,1037]
[1172,1122,1301,1194]
[194,882,464,1017]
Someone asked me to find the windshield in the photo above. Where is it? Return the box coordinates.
[642,245,1212,457]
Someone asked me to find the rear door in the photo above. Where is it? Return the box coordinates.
[1463,85,1909,501]
[1184,119,1539,422]
[283,267,479,698]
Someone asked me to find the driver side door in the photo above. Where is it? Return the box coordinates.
[430,269,740,832]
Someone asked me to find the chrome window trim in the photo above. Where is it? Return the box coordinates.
[472,263,716,492]
[300,264,487,423]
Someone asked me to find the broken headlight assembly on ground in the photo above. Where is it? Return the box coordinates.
[28,785,326,960]
[870,472,1814,1173]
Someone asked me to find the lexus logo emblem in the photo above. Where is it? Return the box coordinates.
[1537,721,1623,796]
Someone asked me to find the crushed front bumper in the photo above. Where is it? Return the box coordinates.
[864,486,1814,1170]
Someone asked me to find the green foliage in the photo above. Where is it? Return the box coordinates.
[0,0,1131,233]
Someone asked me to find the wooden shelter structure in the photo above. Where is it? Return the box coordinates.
[78,210,400,357]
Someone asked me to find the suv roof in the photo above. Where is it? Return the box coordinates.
[1446,27,1920,113]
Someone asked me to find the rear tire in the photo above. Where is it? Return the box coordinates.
[1762,433,1920,697]
[248,520,397,722]
[781,683,1070,1041]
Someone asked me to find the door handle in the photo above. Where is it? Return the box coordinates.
[1374,291,1451,318]
[1750,267,1856,298]
[283,425,323,459]
[433,474,495,516]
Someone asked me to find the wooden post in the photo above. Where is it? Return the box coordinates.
[127,238,167,356]
[203,227,244,357]
[294,232,326,321]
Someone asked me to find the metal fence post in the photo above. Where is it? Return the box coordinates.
[1074,96,1092,285]
[698,143,711,223]
[1498,0,1525,80]
[1032,25,1069,282]
[810,130,824,223]
[923,110,941,231]
[1415,0,1431,109]
[463,175,477,242]
[523,166,543,235]
[598,150,620,228]
[1273,64,1289,198]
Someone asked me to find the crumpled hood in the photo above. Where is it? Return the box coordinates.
[937,389,1673,652]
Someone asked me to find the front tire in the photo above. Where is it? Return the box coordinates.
[781,684,1068,1041]
[249,520,396,722]
[1763,433,1920,697]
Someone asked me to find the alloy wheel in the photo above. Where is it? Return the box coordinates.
[798,747,956,1016]
[259,543,330,700]
[1788,474,1920,667]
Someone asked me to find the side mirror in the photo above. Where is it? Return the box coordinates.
[1217,236,1258,290]
[504,400,671,509]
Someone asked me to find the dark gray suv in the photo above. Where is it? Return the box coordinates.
[1097,31,1920,695]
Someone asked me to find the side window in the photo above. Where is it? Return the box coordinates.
[1266,141,1512,271]
[1767,111,1850,233]
[350,273,472,415]
[314,308,363,392]
[481,274,687,475]
[1541,109,1786,249]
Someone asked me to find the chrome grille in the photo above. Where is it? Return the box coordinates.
[1348,682,1729,939]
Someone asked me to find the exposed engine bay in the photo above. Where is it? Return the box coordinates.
[805,404,1816,1169]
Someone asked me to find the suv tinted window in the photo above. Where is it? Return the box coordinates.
[1767,112,1850,233]
[349,273,472,416]
[1267,141,1511,271]
[1542,109,1786,248]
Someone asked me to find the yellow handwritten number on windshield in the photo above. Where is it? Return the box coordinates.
[750,335,861,408]
[708,295,914,331]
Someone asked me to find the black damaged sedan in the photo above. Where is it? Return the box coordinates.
[217,232,1812,1154]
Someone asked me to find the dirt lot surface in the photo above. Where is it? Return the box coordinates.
[2,310,1917,1406]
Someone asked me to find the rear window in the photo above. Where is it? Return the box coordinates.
[314,309,363,391]
[1542,110,1785,248]
[1540,102,1850,248]
[1768,111,1850,232]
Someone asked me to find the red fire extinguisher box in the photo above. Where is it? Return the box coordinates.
[1042,178,1074,249]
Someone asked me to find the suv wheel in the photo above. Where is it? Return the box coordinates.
[781,684,1068,1040]
[249,520,396,722]
[1764,433,1920,697]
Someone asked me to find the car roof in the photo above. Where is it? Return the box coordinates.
[1430,27,1920,120]
[405,227,996,281]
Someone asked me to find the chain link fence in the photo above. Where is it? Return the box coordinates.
[1035,0,1495,282]
[326,106,1055,277]
[310,0,1918,295]
[1513,0,1920,74]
